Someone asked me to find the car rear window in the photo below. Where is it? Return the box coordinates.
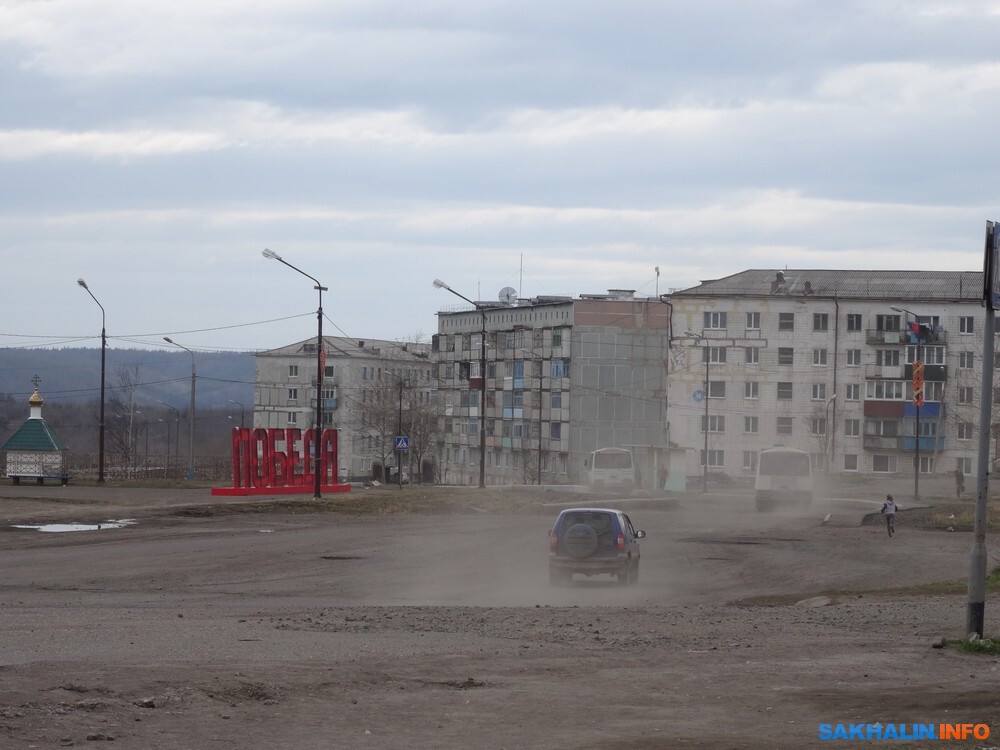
[558,511,619,535]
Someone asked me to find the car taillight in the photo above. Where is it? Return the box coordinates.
[549,530,558,552]
[616,533,625,551]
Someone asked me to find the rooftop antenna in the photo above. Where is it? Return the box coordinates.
[519,254,524,300]
[655,266,660,297]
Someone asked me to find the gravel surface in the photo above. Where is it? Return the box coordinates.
[2,485,1000,748]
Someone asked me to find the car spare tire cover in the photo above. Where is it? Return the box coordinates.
[564,523,599,558]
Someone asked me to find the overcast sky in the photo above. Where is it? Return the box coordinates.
[2,0,1000,352]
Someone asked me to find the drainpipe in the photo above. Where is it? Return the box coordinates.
[831,296,840,473]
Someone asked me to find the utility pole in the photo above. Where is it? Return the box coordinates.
[703,343,709,493]
[968,219,998,637]
[397,377,404,489]
[537,369,543,485]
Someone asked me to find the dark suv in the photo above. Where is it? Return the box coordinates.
[548,507,645,586]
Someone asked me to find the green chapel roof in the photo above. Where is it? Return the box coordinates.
[2,419,64,452]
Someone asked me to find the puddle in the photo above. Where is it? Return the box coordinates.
[11,519,137,533]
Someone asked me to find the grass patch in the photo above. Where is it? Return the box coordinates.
[954,638,1000,655]
[736,567,1000,607]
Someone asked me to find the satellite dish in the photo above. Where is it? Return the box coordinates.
[498,286,517,305]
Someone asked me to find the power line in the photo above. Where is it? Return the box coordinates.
[0,312,314,342]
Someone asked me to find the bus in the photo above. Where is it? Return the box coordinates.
[754,447,813,511]
[586,448,635,490]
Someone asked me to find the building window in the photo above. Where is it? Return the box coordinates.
[324,365,335,378]
[776,417,793,435]
[865,380,905,400]
[847,349,861,366]
[877,349,900,366]
[811,418,827,435]
[778,313,795,331]
[846,383,860,401]
[844,454,859,471]
[811,383,827,401]
[287,388,298,402]
[744,416,758,433]
[960,316,974,334]
[813,349,828,366]
[777,382,793,400]
[550,422,562,440]
[959,457,973,475]
[745,347,759,365]
[287,411,297,424]
[813,313,829,331]
[876,314,901,332]
[702,346,727,364]
[923,381,944,402]
[288,365,299,378]
[746,312,760,330]
[841,418,859,437]
[744,381,759,399]
[906,346,944,365]
[700,449,725,467]
[958,422,974,440]
[550,359,570,378]
[552,329,564,347]
[704,312,727,330]
[778,347,794,365]
[959,352,974,369]
[919,456,935,474]
[846,314,862,331]
[872,454,897,473]
[708,381,726,398]
[865,418,899,437]
[701,415,726,433]
[743,450,758,471]
[959,386,975,404]
[551,391,562,409]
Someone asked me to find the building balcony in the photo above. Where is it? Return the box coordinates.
[902,402,943,418]
[863,435,899,451]
[904,364,947,381]
[863,401,904,418]
[899,436,946,452]
[866,329,906,345]
[865,364,905,379]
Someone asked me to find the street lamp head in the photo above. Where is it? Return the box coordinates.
[163,336,174,344]
[76,278,88,289]
[432,278,448,289]
[262,248,281,261]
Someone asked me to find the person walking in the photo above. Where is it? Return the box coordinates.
[955,467,965,499]
[881,494,898,537]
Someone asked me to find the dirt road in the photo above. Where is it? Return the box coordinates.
[1,486,999,748]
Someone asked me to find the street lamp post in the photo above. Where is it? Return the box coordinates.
[434,279,487,488]
[163,337,196,481]
[228,399,246,428]
[891,306,925,503]
[77,279,107,483]
[263,249,327,500]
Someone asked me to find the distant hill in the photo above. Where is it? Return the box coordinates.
[0,347,255,409]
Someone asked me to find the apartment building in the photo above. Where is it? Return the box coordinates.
[254,336,433,480]
[668,269,986,480]
[433,290,670,486]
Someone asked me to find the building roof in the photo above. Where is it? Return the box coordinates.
[258,335,431,361]
[2,419,63,452]
[672,269,984,301]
